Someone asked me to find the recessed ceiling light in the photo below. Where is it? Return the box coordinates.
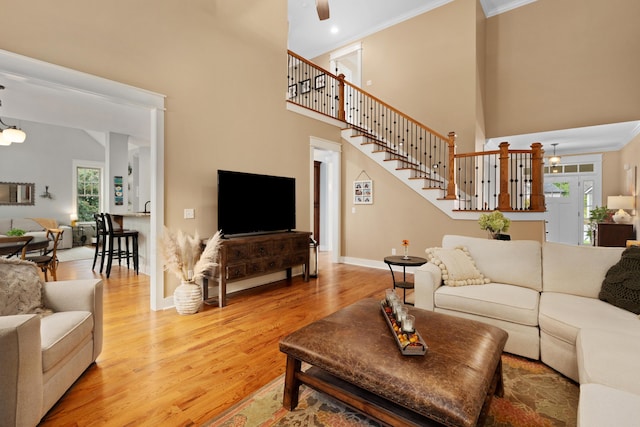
[330,26,339,34]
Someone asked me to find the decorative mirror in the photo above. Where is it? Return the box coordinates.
[0,182,35,205]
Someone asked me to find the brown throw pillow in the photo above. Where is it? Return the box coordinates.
[0,257,47,315]
[599,246,640,314]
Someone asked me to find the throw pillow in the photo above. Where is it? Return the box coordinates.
[0,257,47,316]
[599,246,640,315]
[425,246,490,286]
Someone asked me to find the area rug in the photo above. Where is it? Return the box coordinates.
[56,246,95,262]
[205,354,578,427]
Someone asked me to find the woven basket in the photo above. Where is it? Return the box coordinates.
[174,281,202,315]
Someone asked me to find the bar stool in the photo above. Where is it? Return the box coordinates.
[92,213,107,273]
[92,213,139,278]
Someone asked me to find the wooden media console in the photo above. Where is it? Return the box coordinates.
[203,231,311,307]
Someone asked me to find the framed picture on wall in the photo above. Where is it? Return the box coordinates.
[114,176,123,206]
[288,84,297,99]
[300,79,311,94]
[354,180,373,204]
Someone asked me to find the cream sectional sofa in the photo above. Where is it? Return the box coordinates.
[0,218,72,250]
[415,234,640,425]
[0,258,103,427]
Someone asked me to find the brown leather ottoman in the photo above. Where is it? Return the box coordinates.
[279,298,508,427]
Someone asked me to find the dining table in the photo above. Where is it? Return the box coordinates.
[0,235,50,258]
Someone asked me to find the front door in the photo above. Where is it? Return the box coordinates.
[544,176,582,244]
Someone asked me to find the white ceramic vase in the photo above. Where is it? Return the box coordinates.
[174,281,202,315]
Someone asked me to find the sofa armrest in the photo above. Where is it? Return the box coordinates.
[43,279,104,359]
[58,225,73,249]
[0,315,44,427]
[414,262,442,311]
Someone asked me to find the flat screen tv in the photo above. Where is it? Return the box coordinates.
[217,170,296,237]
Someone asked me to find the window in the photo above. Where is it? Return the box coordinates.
[76,166,102,222]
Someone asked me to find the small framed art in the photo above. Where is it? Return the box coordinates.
[300,79,311,94]
[288,84,297,99]
[354,180,373,204]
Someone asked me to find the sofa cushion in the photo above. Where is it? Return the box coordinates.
[543,242,624,298]
[0,258,46,315]
[599,246,640,314]
[577,329,640,395]
[539,292,640,346]
[442,235,542,291]
[11,218,44,232]
[40,311,94,372]
[0,218,11,234]
[578,384,640,427]
[426,246,489,286]
[435,283,540,326]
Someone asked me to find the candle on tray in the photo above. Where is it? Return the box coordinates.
[402,314,415,332]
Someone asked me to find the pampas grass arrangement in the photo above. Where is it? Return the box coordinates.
[159,227,222,283]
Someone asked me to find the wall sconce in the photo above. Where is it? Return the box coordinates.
[40,186,54,199]
[607,195,635,224]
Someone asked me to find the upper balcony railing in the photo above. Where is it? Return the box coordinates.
[287,50,545,212]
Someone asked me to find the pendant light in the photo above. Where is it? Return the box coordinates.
[0,85,27,145]
[549,143,561,166]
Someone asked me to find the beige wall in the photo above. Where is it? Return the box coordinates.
[485,0,640,137]
[342,142,544,261]
[314,0,481,152]
[615,134,640,211]
[0,0,340,295]
[2,0,631,295]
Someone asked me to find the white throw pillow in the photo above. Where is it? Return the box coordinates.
[425,246,490,287]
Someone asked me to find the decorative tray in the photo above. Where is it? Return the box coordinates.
[380,301,428,356]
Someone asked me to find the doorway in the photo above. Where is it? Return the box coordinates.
[0,49,166,310]
[330,43,362,87]
[543,155,602,245]
[310,137,341,264]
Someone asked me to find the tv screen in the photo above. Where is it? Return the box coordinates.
[217,170,296,237]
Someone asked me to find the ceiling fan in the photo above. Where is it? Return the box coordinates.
[316,0,329,20]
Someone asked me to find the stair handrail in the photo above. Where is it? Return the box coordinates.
[287,51,451,139]
[287,50,544,212]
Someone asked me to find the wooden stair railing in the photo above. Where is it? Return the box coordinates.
[287,50,544,212]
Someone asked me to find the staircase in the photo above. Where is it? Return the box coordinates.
[287,50,545,219]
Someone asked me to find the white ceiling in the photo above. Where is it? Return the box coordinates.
[288,0,640,155]
[288,0,538,59]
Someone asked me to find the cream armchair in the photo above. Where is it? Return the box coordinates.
[0,259,103,427]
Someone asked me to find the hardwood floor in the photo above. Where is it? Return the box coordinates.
[40,253,402,426]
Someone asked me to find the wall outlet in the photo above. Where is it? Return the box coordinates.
[184,208,195,219]
[391,248,396,255]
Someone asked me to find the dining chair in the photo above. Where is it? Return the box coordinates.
[25,228,64,281]
[0,235,34,259]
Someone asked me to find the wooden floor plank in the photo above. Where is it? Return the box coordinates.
[39,253,406,425]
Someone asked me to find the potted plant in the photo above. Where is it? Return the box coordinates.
[588,206,609,246]
[478,211,511,239]
[6,228,26,236]
[159,228,222,314]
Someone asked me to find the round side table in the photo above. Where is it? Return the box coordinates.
[383,255,428,305]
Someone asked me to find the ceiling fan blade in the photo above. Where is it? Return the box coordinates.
[316,0,330,20]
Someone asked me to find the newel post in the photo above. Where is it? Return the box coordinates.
[445,132,457,200]
[337,73,346,121]
[498,142,511,210]
[529,142,544,211]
